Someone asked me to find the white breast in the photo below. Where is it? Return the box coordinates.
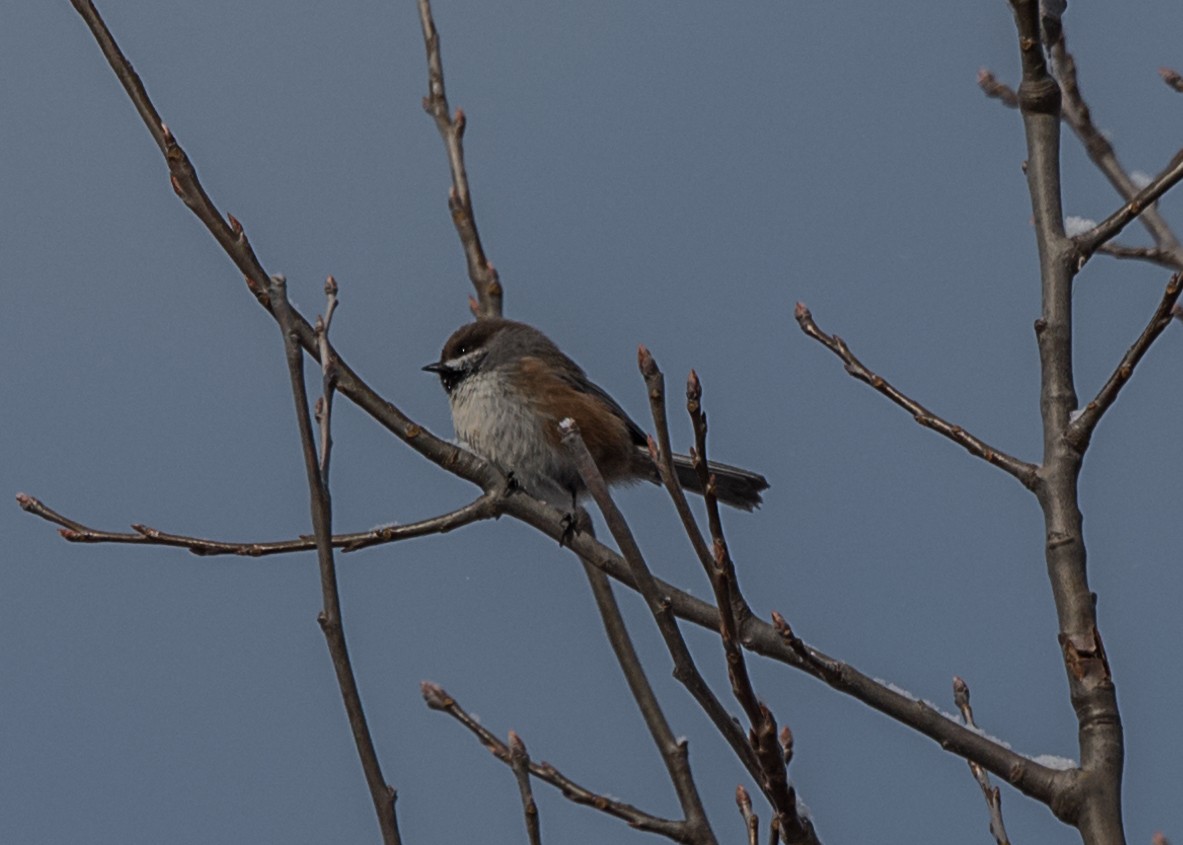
[448,371,578,508]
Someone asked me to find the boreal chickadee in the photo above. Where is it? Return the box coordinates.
[424,318,768,511]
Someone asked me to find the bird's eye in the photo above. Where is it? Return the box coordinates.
[457,344,470,355]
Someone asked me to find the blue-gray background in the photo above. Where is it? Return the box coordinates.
[4,2,1180,843]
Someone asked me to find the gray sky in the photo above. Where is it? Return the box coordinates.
[5,2,1181,843]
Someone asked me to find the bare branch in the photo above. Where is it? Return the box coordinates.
[269,275,400,845]
[416,0,502,318]
[421,683,692,842]
[794,303,1039,489]
[1065,273,1182,451]
[953,677,1013,845]
[16,492,502,556]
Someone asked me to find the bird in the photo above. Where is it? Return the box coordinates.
[423,318,768,511]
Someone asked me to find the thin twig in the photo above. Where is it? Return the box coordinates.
[977,69,1019,108]
[1065,273,1182,450]
[16,492,503,556]
[269,275,400,845]
[579,559,715,842]
[953,677,1012,845]
[1096,243,1182,270]
[416,0,502,318]
[421,683,692,842]
[794,303,1039,489]
[508,732,542,845]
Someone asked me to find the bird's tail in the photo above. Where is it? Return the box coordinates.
[669,453,768,511]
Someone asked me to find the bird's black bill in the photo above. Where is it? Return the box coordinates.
[423,361,463,394]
